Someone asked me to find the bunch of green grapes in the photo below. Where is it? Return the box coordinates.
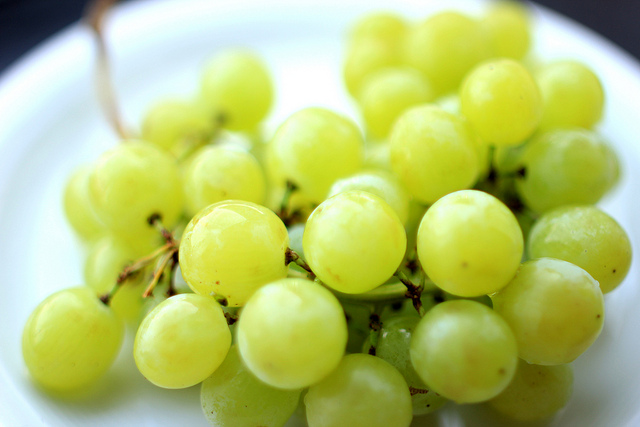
[22,2,633,427]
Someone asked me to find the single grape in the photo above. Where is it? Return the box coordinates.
[182,145,266,217]
[417,190,523,297]
[134,293,231,389]
[536,60,604,131]
[389,105,480,204]
[349,12,408,48]
[488,359,574,421]
[201,346,300,427]
[63,164,104,241]
[305,353,413,427]
[410,300,518,403]
[460,58,542,146]
[201,49,273,131]
[492,258,605,365]
[363,140,391,171]
[303,190,406,294]
[236,278,347,389]
[179,200,289,307]
[482,1,531,60]
[22,287,124,392]
[344,38,401,96]
[266,107,364,203]
[528,206,632,293]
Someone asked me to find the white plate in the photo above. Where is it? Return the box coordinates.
[1,0,639,426]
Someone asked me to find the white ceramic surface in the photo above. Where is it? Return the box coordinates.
[0,0,639,426]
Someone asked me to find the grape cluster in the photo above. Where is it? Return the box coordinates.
[22,2,632,426]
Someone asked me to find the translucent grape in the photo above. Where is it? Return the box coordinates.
[417,190,523,297]
[528,206,632,293]
[460,58,542,146]
[63,164,104,241]
[22,287,124,392]
[303,190,406,294]
[358,67,433,139]
[305,353,413,427]
[236,278,347,389]
[482,1,531,59]
[328,169,410,225]
[492,258,605,365]
[349,12,408,47]
[536,60,604,131]
[404,11,488,96]
[267,107,364,203]
[363,140,391,171]
[344,39,401,96]
[514,128,619,212]
[410,300,518,403]
[488,360,573,421]
[389,105,480,204]
[201,49,273,131]
[182,145,266,217]
[134,293,231,389]
[201,346,300,427]
[179,200,289,307]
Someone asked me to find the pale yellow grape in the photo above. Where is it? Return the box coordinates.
[141,98,214,154]
[89,140,183,244]
[434,93,461,114]
[390,105,480,204]
[460,59,542,146]
[267,107,364,203]
[404,11,489,96]
[358,67,433,139]
[303,190,406,294]
[183,145,266,217]
[201,50,273,131]
[410,300,518,403]
[482,1,531,59]
[492,258,605,365]
[63,164,104,241]
[134,293,231,389]
[305,353,413,427]
[179,200,289,306]
[528,206,632,293]
[22,287,123,392]
[344,39,401,96]
[349,12,408,47]
[488,360,573,421]
[536,60,604,131]
[328,170,410,225]
[237,278,347,389]
[201,346,300,427]
[363,140,391,170]
[417,190,523,297]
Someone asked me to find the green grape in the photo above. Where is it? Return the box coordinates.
[63,164,104,241]
[363,140,391,170]
[141,98,214,154]
[344,39,401,96]
[417,190,523,297]
[236,278,347,389]
[492,258,605,365]
[389,105,480,204]
[267,107,364,203]
[303,190,406,294]
[482,1,531,60]
[89,140,184,245]
[134,293,231,389]
[514,128,618,212]
[536,60,604,131]
[349,12,408,47]
[343,301,373,354]
[84,235,147,322]
[403,200,427,256]
[528,206,632,293]
[22,287,124,392]
[460,58,542,146]
[201,49,273,131]
[328,169,410,225]
[369,316,448,415]
[488,359,573,421]
[201,346,300,427]
[179,200,289,307]
[182,145,266,217]
[305,353,413,427]
[410,300,518,403]
[434,93,461,114]
[358,67,433,139]
[403,11,489,96]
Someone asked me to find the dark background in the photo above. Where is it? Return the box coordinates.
[0,0,639,73]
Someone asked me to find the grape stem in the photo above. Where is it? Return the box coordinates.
[285,248,316,279]
[224,311,239,325]
[367,312,382,356]
[394,270,425,317]
[277,180,307,226]
[147,213,178,246]
[142,248,178,298]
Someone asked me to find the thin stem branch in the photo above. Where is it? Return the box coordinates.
[395,270,425,317]
[285,248,316,279]
[142,249,177,298]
